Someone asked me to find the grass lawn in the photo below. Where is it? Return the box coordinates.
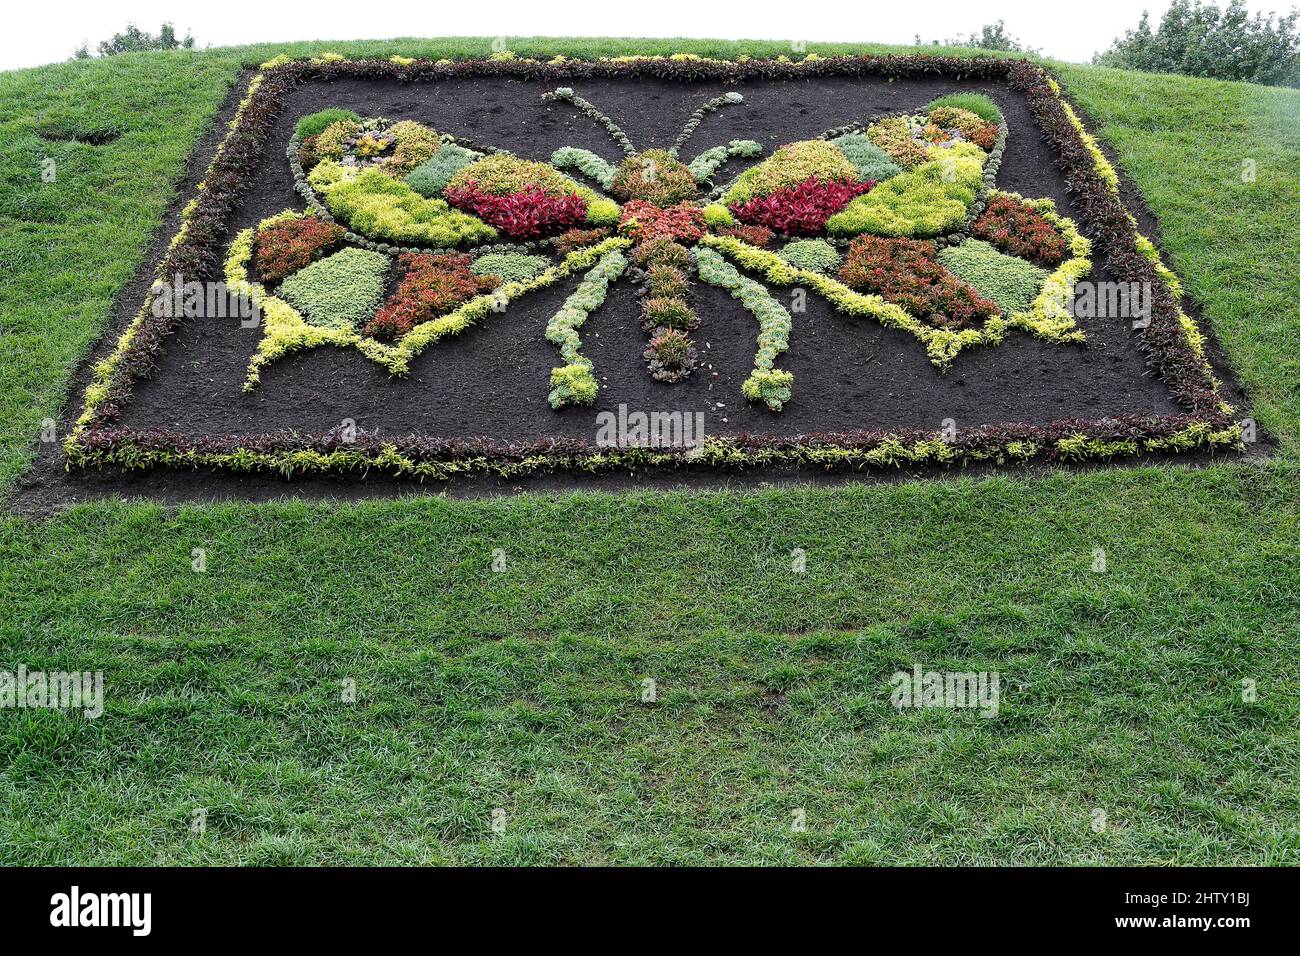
[1,38,1296,865]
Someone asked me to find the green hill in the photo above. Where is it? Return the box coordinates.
[0,39,1296,865]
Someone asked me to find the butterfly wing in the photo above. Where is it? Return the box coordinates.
[297,113,621,252]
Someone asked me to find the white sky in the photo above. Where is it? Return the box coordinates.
[2,0,1293,71]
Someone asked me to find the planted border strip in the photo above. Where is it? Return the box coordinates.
[67,415,1240,479]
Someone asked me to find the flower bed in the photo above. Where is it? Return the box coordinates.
[64,52,1241,485]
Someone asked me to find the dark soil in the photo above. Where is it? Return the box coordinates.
[11,71,1254,512]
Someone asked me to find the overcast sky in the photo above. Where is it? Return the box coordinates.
[2,0,1294,71]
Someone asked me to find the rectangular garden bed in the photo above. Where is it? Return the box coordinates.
[64,53,1244,482]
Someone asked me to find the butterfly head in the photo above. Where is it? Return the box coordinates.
[544,88,748,208]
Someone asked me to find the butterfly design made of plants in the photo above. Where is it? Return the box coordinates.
[231,88,1092,410]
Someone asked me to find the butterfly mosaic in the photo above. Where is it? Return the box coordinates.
[227,88,1092,410]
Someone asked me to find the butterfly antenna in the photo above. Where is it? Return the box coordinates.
[669,92,745,159]
[541,88,637,156]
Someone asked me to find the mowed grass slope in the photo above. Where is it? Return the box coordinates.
[1,39,1297,864]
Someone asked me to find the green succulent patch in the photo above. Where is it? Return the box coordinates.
[405,142,480,197]
[778,239,841,273]
[279,247,390,329]
[471,252,551,283]
[937,238,1050,314]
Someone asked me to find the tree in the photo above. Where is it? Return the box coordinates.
[915,20,1040,54]
[962,21,1037,53]
[73,22,195,59]
[1094,0,1300,87]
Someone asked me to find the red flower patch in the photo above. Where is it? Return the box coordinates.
[618,200,707,243]
[972,195,1067,266]
[365,252,499,342]
[553,226,612,257]
[718,224,774,247]
[444,182,587,239]
[254,216,346,284]
[839,235,1000,329]
[729,176,873,235]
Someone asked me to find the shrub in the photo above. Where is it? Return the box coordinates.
[307,159,356,194]
[386,121,442,176]
[718,224,774,247]
[641,296,698,332]
[731,175,873,234]
[585,198,622,227]
[829,134,902,183]
[827,154,983,238]
[279,248,390,330]
[618,200,707,243]
[254,216,346,284]
[925,93,1003,126]
[646,265,689,298]
[295,109,362,142]
[548,364,599,408]
[723,140,860,205]
[326,169,497,247]
[351,131,395,160]
[972,194,1067,265]
[445,183,588,239]
[779,239,841,272]
[703,203,735,228]
[299,134,323,171]
[365,252,497,341]
[553,226,612,256]
[608,150,698,205]
[928,106,999,150]
[742,369,795,411]
[838,236,999,328]
[315,119,361,161]
[447,153,580,197]
[865,117,931,170]
[80,21,195,58]
[470,252,550,282]
[916,20,1038,53]
[1094,0,1300,87]
[936,239,1050,314]
[405,143,479,198]
[631,237,691,269]
[644,328,698,381]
